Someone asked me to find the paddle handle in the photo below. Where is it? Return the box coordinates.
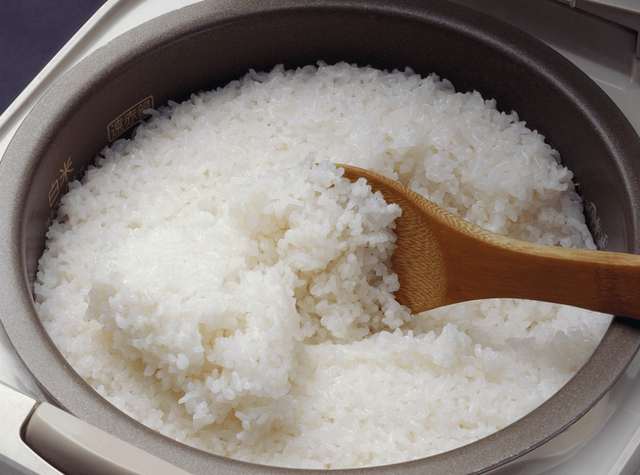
[443,233,640,318]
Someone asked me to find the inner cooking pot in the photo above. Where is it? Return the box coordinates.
[2,0,640,474]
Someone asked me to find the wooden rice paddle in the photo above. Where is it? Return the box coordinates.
[339,164,640,318]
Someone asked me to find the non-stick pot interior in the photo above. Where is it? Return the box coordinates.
[2,1,640,474]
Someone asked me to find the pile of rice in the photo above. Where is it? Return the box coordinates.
[35,62,611,468]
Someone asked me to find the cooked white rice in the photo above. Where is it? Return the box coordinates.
[35,62,612,468]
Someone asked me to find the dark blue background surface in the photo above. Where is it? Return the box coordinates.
[0,0,106,115]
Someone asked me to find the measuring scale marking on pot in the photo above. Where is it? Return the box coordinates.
[38,96,158,233]
[106,95,155,142]
[3,2,637,473]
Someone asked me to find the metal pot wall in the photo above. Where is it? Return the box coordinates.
[1,0,640,474]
